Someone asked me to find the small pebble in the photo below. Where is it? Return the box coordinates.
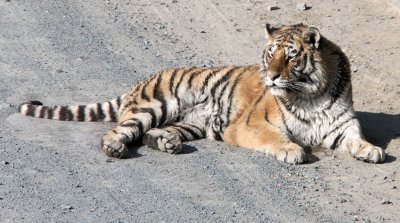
[296,3,307,11]
[381,199,392,204]
[61,205,73,210]
[268,6,280,11]
[2,161,9,165]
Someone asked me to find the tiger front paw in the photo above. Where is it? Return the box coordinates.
[101,136,128,159]
[275,143,305,164]
[351,141,385,163]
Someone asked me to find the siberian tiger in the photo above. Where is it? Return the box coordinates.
[19,23,385,164]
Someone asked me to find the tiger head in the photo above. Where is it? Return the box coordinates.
[261,23,326,98]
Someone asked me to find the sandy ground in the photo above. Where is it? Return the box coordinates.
[1,0,399,222]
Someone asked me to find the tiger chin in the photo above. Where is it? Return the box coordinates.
[19,23,385,164]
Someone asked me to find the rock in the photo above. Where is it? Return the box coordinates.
[296,3,307,11]
[61,205,73,210]
[381,199,392,204]
[54,69,64,74]
[2,161,9,165]
[268,6,280,11]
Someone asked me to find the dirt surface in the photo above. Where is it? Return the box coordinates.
[1,0,399,222]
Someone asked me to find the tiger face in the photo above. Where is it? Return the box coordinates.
[262,23,324,97]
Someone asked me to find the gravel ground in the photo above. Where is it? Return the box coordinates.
[1,0,399,222]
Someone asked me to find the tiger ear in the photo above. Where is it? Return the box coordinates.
[265,23,280,39]
[303,27,321,48]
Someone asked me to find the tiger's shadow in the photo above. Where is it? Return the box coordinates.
[356,111,399,162]
[126,140,198,158]
[356,112,400,149]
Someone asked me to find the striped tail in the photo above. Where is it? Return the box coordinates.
[18,94,126,122]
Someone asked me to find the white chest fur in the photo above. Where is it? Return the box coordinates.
[278,94,355,148]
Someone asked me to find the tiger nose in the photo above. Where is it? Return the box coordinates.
[268,72,281,81]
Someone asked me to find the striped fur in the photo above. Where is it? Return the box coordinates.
[19,23,385,163]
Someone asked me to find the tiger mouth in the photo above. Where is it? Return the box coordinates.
[267,82,286,90]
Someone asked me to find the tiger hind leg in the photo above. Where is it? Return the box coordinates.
[143,122,205,154]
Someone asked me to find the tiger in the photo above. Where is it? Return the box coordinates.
[18,23,385,164]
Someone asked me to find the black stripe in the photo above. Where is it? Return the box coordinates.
[214,132,223,141]
[187,68,202,89]
[131,107,157,128]
[213,80,232,133]
[216,79,230,104]
[89,108,97,121]
[323,117,355,142]
[174,68,196,94]
[173,71,186,101]
[171,124,201,139]
[77,105,85,121]
[185,123,205,136]
[66,107,74,121]
[132,118,144,136]
[171,127,189,141]
[200,67,223,92]
[278,98,310,124]
[168,69,180,94]
[226,73,244,122]
[59,106,67,120]
[330,132,345,149]
[108,102,117,122]
[25,104,34,116]
[264,109,271,124]
[246,89,267,125]
[275,98,293,136]
[210,68,239,126]
[141,74,158,102]
[210,67,238,98]
[123,96,138,108]
[57,106,73,121]
[97,103,105,121]
[47,107,54,119]
[116,97,121,108]
[322,110,348,140]
[39,107,46,118]
[173,68,196,117]
[153,74,168,126]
